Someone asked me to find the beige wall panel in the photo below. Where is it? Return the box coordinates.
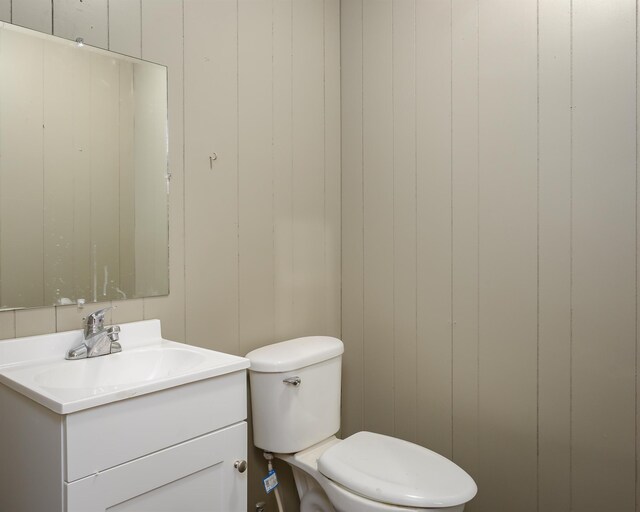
[90,53,121,304]
[15,308,56,337]
[637,10,640,508]
[53,0,108,48]
[43,43,77,306]
[273,0,294,342]
[340,0,365,437]
[237,0,274,355]
[292,0,326,337]
[184,0,239,354]
[108,0,141,58]
[111,298,144,324]
[0,31,44,308]
[0,1,9,22]
[391,0,417,444]
[538,0,571,510]
[141,0,185,343]
[12,0,51,33]
[0,311,15,339]
[324,0,341,339]
[362,0,394,436]
[477,1,538,510]
[415,0,452,457]
[572,0,637,508]
[451,0,479,486]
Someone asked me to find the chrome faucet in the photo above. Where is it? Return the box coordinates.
[66,307,122,360]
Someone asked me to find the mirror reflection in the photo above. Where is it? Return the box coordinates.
[0,22,169,310]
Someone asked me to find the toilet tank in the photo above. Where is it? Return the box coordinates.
[246,336,344,454]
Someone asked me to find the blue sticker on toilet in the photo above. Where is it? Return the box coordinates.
[263,469,279,494]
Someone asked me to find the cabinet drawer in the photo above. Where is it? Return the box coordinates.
[66,421,247,512]
[64,370,246,482]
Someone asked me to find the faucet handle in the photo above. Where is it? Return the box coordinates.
[84,306,115,335]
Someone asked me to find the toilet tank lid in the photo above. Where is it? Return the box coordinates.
[246,336,344,372]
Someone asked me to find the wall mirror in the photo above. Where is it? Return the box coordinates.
[0,22,169,310]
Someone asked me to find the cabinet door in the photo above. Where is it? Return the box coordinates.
[66,422,247,512]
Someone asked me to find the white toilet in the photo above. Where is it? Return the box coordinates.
[246,336,477,512]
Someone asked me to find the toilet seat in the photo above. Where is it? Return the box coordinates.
[317,432,477,509]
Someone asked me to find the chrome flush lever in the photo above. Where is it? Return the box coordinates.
[283,376,301,387]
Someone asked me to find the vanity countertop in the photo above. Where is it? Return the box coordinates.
[0,319,249,414]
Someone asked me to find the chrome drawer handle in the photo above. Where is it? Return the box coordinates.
[234,460,247,473]
[283,376,301,387]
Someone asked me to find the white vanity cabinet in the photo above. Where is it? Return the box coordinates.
[0,370,248,512]
[0,320,250,512]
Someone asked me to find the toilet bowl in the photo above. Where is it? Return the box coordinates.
[246,337,477,512]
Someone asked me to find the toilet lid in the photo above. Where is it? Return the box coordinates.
[317,432,477,508]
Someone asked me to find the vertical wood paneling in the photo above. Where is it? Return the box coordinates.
[237,0,274,354]
[184,0,239,354]
[140,0,185,343]
[340,0,365,437]
[0,1,10,22]
[12,0,51,33]
[538,0,571,510]
[341,2,640,512]
[451,0,479,485]
[53,0,108,48]
[111,298,143,324]
[362,0,394,436]
[571,0,637,508]
[108,0,141,58]
[392,0,417,444]
[415,0,453,457]
[0,312,15,339]
[324,0,341,338]
[273,0,294,342]
[15,308,56,337]
[477,1,538,510]
[292,0,326,336]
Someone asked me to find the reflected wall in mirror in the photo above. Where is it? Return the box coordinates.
[0,22,169,310]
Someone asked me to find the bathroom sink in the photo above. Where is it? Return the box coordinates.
[35,347,207,390]
[0,319,249,413]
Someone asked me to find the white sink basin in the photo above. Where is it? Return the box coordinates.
[35,347,207,390]
[0,319,249,414]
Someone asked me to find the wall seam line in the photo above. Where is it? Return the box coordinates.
[476,0,481,491]
[323,0,327,337]
[236,0,240,356]
[536,0,541,510]
[569,0,574,507]
[271,0,275,343]
[635,0,639,509]
[290,0,294,336]
[450,0,454,459]
[391,0,396,438]
[361,0,365,431]
[180,0,185,340]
